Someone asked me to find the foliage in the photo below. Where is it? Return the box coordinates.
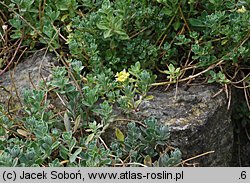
[111,117,181,167]
[207,71,230,84]
[1,0,249,84]
[0,0,249,167]
[1,101,180,167]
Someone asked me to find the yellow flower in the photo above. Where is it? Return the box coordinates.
[237,6,246,13]
[115,69,130,82]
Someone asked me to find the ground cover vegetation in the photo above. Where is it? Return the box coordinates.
[0,0,249,166]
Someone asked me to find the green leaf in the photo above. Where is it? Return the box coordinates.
[115,128,124,142]
[102,0,111,9]
[114,29,126,36]
[134,99,142,108]
[145,95,154,100]
[23,0,35,8]
[173,20,181,31]
[12,158,18,167]
[221,39,228,45]
[221,55,229,60]
[62,131,72,141]
[162,7,173,16]
[10,31,22,39]
[209,0,216,4]
[64,112,71,132]
[9,16,22,29]
[119,34,130,40]
[70,147,82,163]
[73,115,81,134]
[144,155,152,167]
[189,18,204,27]
[69,138,77,152]
[51,141,60,150]
[59,145,69,160]
[96,22,109,30]
[103,29,112,38]
[168,64,175,73]
[86,133,95,145]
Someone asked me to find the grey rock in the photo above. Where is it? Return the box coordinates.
[112,85,234,167]
[0,51,55,108]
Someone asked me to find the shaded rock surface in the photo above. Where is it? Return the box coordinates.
[0,51,55,108]
[112,85,234,167]
[230,89,250,167]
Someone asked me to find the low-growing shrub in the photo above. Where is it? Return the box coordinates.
[0,0,249,167]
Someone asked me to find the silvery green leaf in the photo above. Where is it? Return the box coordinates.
[69,147,82,163]
[64,112,71,132]
[73,115,81,134]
